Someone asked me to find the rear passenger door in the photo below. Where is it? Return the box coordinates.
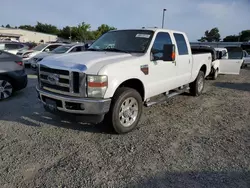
[173,33,192,85]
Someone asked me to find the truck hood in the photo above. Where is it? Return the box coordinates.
[40,51,140,73]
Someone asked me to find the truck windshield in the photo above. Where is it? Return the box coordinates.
[88,30,154,53]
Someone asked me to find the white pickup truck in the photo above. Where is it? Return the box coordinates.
[36,28,238,134]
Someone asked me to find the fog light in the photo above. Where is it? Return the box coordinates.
[80,104,85,110]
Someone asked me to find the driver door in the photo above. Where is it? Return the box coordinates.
[219,47,243,75]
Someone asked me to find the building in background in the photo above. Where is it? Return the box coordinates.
[0,27,57,43]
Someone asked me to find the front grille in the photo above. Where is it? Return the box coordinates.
[16,52,22,55]
[39,65,85,97]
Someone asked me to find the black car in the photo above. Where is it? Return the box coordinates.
[0,50,28,100]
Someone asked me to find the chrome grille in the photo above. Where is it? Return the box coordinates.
[39,65,86,97]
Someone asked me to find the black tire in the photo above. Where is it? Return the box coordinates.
[0,76,14,100]
[190,71,205,96]
[105,87,143,134]
[211,68,218,80]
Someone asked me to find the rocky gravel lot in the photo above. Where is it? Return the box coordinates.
[0,68,250,188]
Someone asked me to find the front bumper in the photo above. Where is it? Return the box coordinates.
[36,87,111,115]
[31,62,38,71]
[23,58,32,65]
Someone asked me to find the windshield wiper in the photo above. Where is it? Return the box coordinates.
[103,48,130,53]
[86,48,102,51]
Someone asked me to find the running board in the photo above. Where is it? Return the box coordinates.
[145,87,190,107]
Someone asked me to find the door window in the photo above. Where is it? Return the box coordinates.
[151,32,172,60]
[173,33,188,55]
[45,45,62,52]
[70,46,84,52]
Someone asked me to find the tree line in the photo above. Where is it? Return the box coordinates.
[198,27,250,42]
[1,22,116,42]
[1,23,250,42]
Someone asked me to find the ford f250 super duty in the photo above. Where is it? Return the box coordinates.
[36,28,242,134]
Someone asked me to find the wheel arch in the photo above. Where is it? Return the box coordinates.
[113,78,145,101]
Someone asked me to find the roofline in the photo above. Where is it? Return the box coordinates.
[0,28,58,37]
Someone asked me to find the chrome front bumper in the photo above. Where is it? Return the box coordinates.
[36,87,111,115]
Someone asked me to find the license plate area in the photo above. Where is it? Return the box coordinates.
[45,98,57,111]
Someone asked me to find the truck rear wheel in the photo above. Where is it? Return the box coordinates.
[106,87,143,134]
[212,68,218,80]
[190,71,205,96]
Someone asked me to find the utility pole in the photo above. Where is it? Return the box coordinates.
[162,9,167,28]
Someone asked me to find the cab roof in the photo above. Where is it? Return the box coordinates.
[109,28,185,34]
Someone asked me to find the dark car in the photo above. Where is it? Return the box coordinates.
[0,50,27,100]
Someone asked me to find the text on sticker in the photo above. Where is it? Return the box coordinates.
[136,34,150,38]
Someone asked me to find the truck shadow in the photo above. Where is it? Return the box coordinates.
[16,111,115,134]
[128,171,250,188]
[214,82,250,92]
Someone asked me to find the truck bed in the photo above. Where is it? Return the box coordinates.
[192,53,212,78]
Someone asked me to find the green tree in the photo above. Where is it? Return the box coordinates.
[240,30,250,42]
[94,24,116,38]
[198,27,221,42]
[223,35,239,42]
[73,22,91,42]
[35,22,59,35]
[19,25,36,31]
[5,24,11,28]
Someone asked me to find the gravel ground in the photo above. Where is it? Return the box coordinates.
[0,68,250,188]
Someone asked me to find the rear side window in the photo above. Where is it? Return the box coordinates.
[173,33,189,55]
[70,46,85,52]
[5,43,20,50]
[45,45,62,51]
[151,32,172,60]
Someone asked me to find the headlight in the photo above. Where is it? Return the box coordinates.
[23,53,32,58]
[87,75,108,98]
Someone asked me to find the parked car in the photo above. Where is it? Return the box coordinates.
[0,41,29,55]
[242,50,250,67]
[30,43,86,71]
[16,43,65,65]
[0,50,27,100]
[36,28,242,134]
[191,45,244,80]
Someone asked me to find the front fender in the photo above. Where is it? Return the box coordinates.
[104,77,142,98]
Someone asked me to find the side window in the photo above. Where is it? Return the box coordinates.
[70,46,83,53]
[45,45,61,51]
[5,43,20,50]
[151,32,172,60]
[173,33,188,55]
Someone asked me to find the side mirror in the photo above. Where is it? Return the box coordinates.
[163,44,176,61]
[84,43,91,49]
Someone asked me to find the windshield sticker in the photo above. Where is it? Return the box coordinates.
[136,34,150,38]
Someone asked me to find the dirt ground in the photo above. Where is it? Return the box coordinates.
[0,68,250,188]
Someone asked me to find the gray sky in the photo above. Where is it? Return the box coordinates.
[0,0,249,41]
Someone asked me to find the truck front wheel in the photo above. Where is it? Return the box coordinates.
[106,87,143,134]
